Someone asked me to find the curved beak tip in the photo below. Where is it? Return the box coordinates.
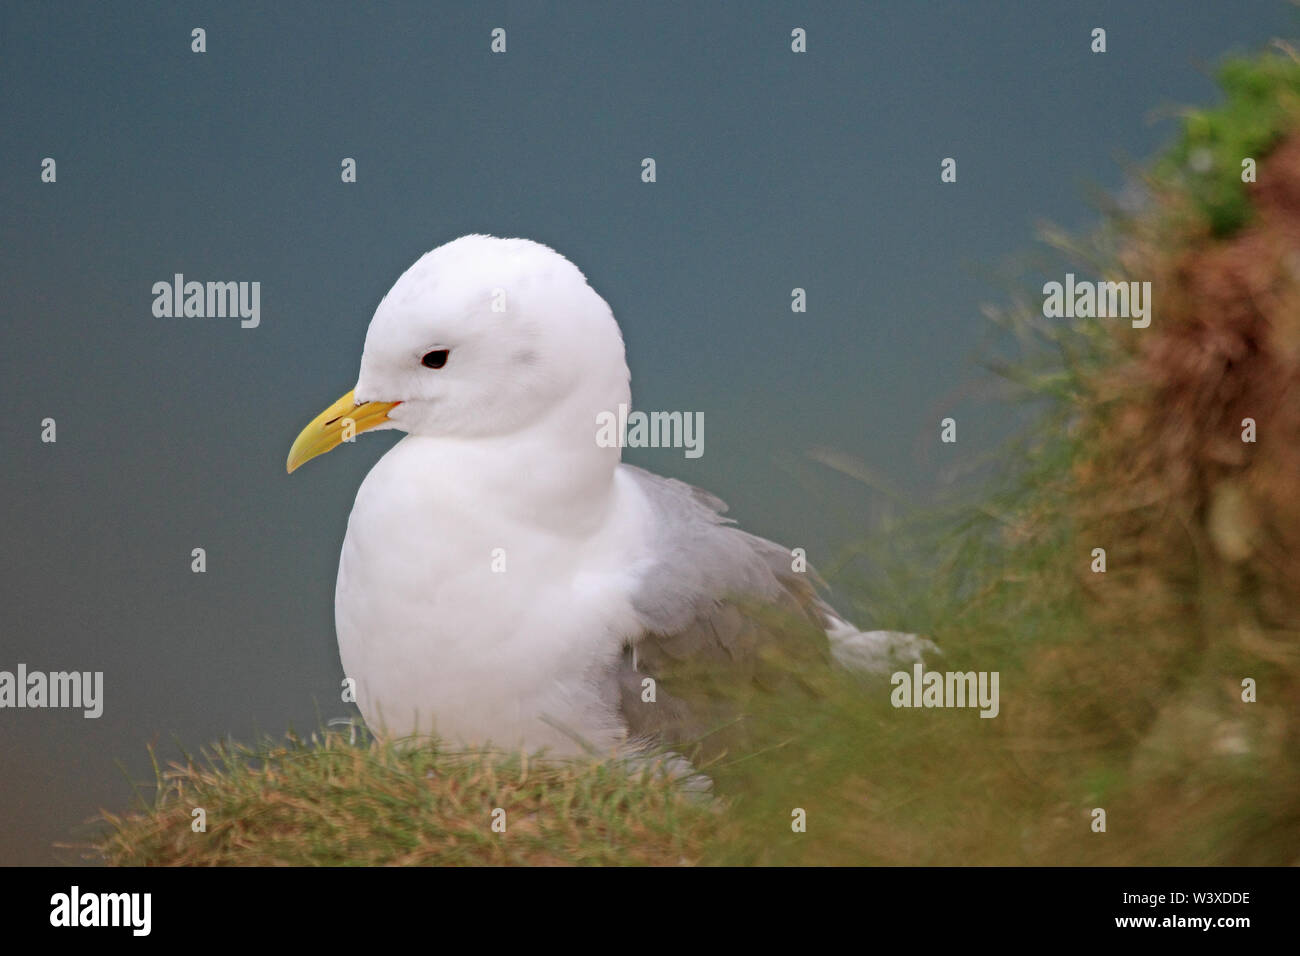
[286,390,399,475]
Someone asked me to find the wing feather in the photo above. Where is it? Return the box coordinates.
[614,466,839,756]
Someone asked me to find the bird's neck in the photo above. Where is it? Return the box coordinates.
[414,387,626,536]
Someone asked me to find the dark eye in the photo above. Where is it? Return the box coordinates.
[421,349,449,369]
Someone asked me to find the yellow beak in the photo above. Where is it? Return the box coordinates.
[286,389,401,473]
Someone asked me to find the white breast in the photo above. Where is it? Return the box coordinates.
[334,435,648,753]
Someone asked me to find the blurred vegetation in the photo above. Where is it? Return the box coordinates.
[90,46,1300,866]
[1158,46,1300,235]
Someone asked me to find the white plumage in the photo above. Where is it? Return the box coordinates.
[289,235,930,757]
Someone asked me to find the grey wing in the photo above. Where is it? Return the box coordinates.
[611,465,847,758]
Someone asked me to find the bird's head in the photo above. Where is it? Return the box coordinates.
[287,235,630,472]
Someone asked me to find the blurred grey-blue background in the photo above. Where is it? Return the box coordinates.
[0,1,1291,863]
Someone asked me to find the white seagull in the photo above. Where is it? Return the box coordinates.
[287,235,930,759]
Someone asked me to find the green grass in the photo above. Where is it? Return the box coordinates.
[1156,47,1300,235]
[93,730,724,866]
